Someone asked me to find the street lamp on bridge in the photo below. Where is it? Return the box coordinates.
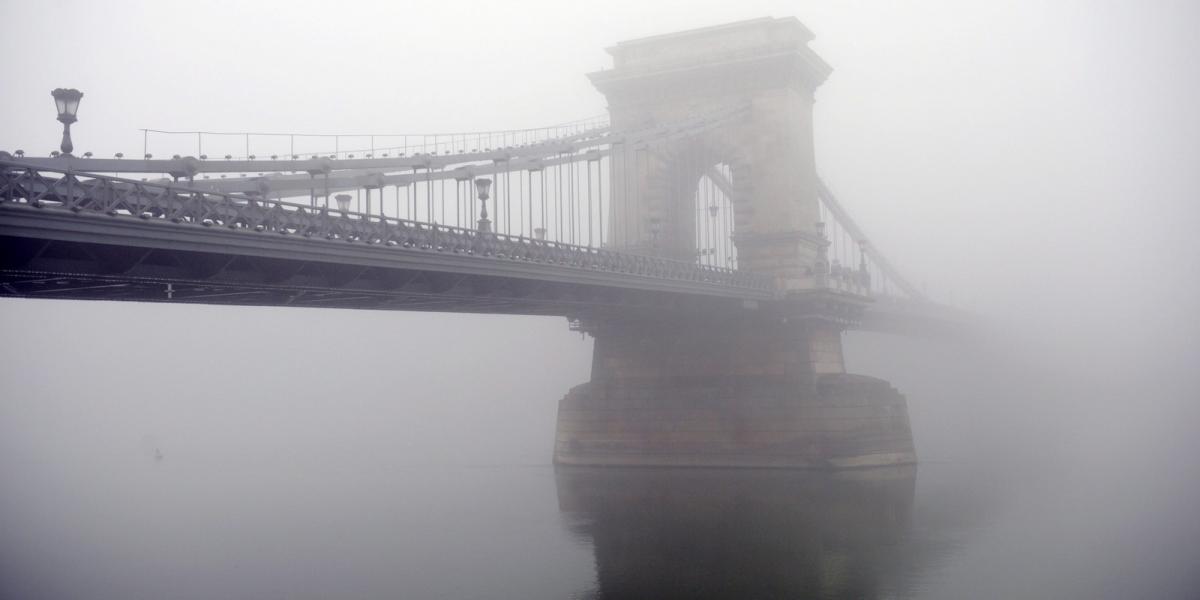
[475,177,492,233]
[334,194,352,215]
[50,88,83,156]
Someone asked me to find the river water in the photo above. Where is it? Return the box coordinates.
[2,453,1197,599]
[1,309,1198,599]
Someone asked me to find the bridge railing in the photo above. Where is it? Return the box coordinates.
[823,260,873,297]
[815,177,926,302]
[0,160,776,295]
[139,114,612,162]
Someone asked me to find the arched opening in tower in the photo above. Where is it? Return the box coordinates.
[692,162,737,269]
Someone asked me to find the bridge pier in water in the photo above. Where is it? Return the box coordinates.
[554,305,916,468]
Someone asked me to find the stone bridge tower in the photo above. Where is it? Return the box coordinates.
[590,17,831,292]
[554,18,915,469]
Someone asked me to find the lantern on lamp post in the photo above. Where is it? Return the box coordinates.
[335,194,352,215]
[50,88,83,156]
[814,221,830,287]
[474,177,492,232]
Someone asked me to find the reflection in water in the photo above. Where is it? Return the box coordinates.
[557,466,925,599]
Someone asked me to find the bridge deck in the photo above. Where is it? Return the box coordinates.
[0,163,775,317]
[0,161,970,335]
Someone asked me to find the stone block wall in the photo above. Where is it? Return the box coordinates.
[554,315,915,469]
[553,372,915,469]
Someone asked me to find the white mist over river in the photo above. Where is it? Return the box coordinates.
[1,299,1197,598]
[3,0,1199,597]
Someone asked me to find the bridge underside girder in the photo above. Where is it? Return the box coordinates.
[0,231,967,335]
[0,235,757,318]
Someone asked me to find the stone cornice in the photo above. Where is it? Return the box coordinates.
[590,51,830,102]
[604,17,815,56]
[588,17,832,106]
[732,229,826,248]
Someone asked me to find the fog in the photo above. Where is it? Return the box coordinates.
[1,1,1198,598]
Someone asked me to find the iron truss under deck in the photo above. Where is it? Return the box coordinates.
[0,162,782,318]
[0,235,769,320]
[0,163,971,336]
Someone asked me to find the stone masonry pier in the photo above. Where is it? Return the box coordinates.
[554,307,916,468]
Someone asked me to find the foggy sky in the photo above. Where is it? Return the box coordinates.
[5,0,1197,405]
[0,0,1196,479]
[2,2,1199,597]
[3,0,1197,459]
[4,1,1197,311]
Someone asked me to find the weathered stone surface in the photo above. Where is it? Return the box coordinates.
[590,17,832,290]
[554,314,915,469]
[554,371,914,469]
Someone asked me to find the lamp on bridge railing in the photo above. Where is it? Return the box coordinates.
[50,88,82,156]
[474,178,492,233]
[813,221,829,287]
[858,240,872,291]
[335,194,352,215]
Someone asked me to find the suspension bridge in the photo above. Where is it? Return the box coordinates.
[0,17,966,468]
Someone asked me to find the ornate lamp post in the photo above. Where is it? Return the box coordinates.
[335,193,352,215]
[814,221,830,287]
[50,88,83,156]
[475,178,492,232]
[857,240,872,292]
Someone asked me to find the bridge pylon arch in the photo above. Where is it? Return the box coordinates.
[591,16,831,291]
